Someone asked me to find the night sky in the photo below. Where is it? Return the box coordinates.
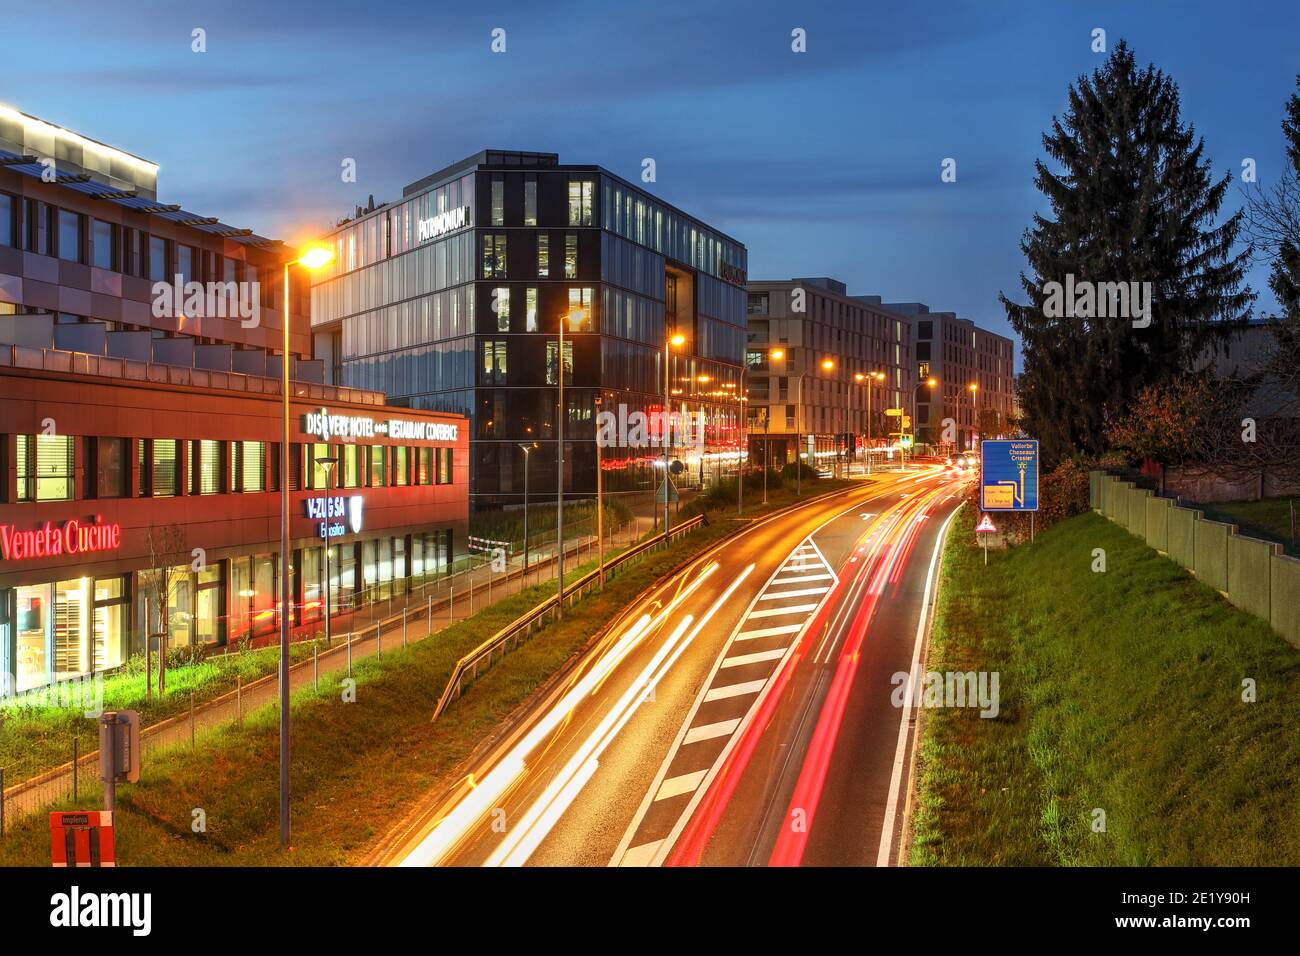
[5,0,1298,362]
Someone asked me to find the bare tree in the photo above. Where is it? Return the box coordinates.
[141,524,189,695]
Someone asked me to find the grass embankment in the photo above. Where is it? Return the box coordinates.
[0,500,777,866]
[910,508,1300,866]
[1203,496,1299,556]
[0,643,317,782]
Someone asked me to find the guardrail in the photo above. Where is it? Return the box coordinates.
[431,514,708,719]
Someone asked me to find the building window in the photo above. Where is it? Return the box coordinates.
[197,440,223,494]
[564,233,577,278]
[493,286,510,331]
[26,200,52,255]
[149,236,168,281]
[394,446,409,486]
[417,447,434,484]
[370,445,387,486]
[91,219,116,270]
[491,176,505,226]
[343,443,361,488]
[747,292,769,315]
[918,320,933,340]
[437,447,454,484]
[57,209,83,263]
[0,193,15,247]
[545,341,574,385]
[482,339,508,384]
[482,233,507,278]
[177,245,195,285]
[151,439,180,497]
[93,437,128,498]
[16,434,74,501]
[235,441,266,492]
[526,287,538,331]
[567,286,593,317]
[537,234,549,277]
[524,176,537,226]
[568,180,594,226]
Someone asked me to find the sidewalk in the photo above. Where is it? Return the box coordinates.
[0,519,639,828]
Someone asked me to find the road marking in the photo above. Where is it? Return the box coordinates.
[748,603,819,619]
[618,840,664,867]
[771,572,833,584]
[735,623,803,640]
[758,586,829,600]
[721,647,787,668]
[656,770,708,801]
[683,718,742,745]
[703,679,767,702]
[875,502,963,867]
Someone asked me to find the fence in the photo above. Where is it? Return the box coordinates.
[1090,471,1300,648]
[432,514,707,719]
[0,511,649,833]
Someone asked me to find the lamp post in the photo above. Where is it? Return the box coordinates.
[557,307,587,618]
[594,396,605,587]
[664,332,685,536]
[278,243,334,849]
[315,455,338,649]
[912,376,938,462]
[518,442,534,573]
[737,367,745,516]
[856,370,885,475]
[819,357,838,479]
[967,382,979,452]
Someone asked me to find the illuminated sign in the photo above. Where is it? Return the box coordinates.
[417,206,470,243]
[0,517,122,561]
[719,261,747,286]
[305,495,364,539]
[302,408,458,444]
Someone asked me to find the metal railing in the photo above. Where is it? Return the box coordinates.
[432,514,707,719]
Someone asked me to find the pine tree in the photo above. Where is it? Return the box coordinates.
[1002,41,1252,465]
[1272,76,1300,318]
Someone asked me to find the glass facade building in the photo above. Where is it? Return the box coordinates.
[311,151,749,508]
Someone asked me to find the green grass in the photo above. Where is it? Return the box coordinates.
[0,517,748,866]
[910,508,1300,866]
[1202,496,1300,556]
[0,642,317,782]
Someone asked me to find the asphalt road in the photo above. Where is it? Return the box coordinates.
[381,465,967,867]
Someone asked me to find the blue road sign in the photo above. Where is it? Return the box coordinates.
[980,439,1039,512]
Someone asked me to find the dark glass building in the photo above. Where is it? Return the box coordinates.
[309,151,748,509]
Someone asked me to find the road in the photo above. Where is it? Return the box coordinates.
[379,465,967,867]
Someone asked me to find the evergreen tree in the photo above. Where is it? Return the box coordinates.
[1272,76,1300,318]
[1002,41,1252,465]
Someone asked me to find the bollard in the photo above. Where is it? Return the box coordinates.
[314,644,319,692]
[73,737,79,801]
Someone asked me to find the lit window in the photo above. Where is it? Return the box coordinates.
[568,181,594,226]
[16,434,74,501]
[482,234,507,278]
[524,177,537,226]
[491,177,504,226]
[537,234,548,277]
[564,233,577,278]
[526,287,538,331]
[493,287,510,331]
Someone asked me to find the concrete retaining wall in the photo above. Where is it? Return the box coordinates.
[1091,472,1298,649]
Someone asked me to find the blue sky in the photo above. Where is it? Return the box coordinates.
[4,0,1298,358]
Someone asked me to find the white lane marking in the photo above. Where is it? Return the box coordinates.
[656,770,708,801]
[758,586,829,600]
[618,840,665,867]
[735,623,803,641]
[682,718,742,745]
[771,572,833,585]
[748,603,820,619]
[702,679,767,702]
[721,647,787,668]
[875,503,963,867]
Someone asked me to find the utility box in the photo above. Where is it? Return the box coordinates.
[49,811,116,868]
[99,710,141,784]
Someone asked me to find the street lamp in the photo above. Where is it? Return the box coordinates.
[663,332,686,537]
[819,357,841,479]
[967,382,979,451]
[279,242,334,849]
[557,307,588,617]
[518,443,535,573]
[315,455,338,650]
[912,376,938,461]
[594,395,605,587]
[855,370,885,475]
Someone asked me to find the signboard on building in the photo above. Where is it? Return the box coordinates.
[302,408,458,444]
[0,517,122,561]
[416,206,470,243]
[305,495,364,538]
[980,439,1039,512]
